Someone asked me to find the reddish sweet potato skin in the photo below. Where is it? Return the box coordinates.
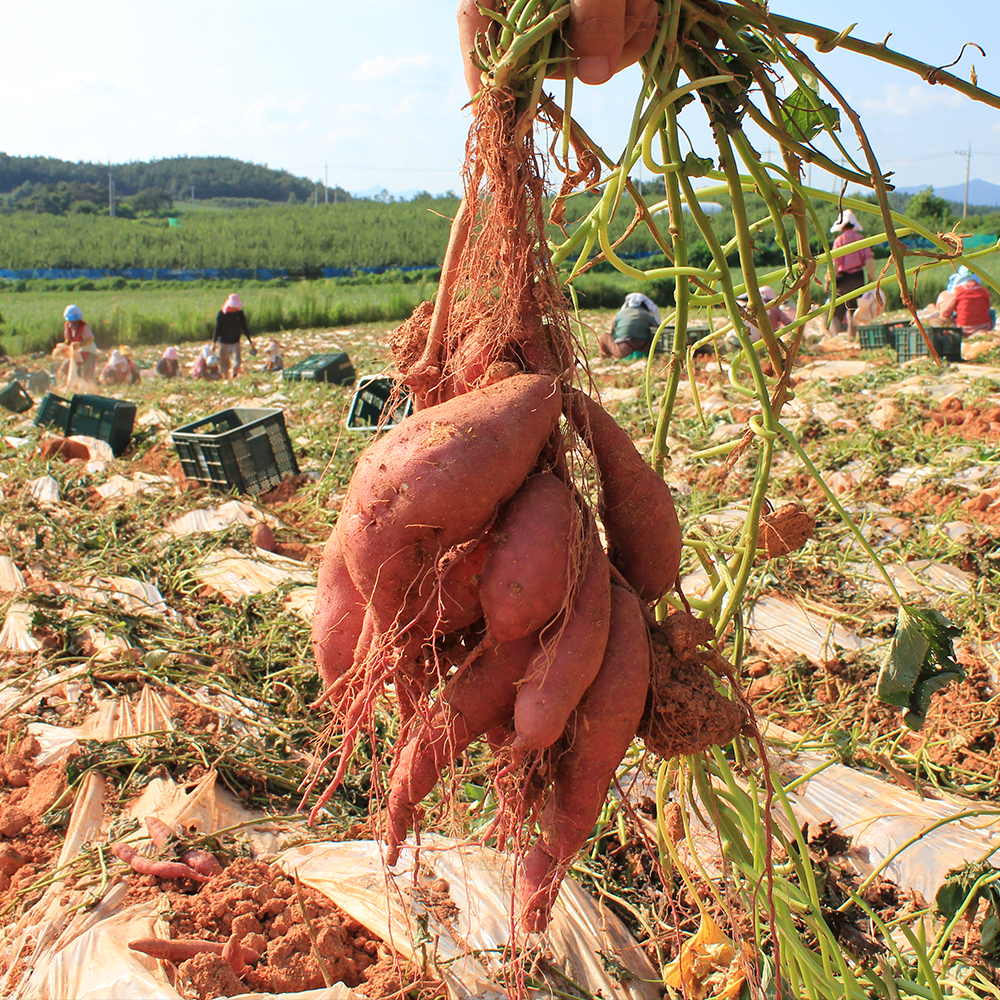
[480,473,576,642]
[567,388,681,602]
[513,529,611,750]
[385,634,537,861]
[312,529,368,690]
[338,374,562,627]
[520,584,650,930]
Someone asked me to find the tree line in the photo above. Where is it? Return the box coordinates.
[0,154,351,212]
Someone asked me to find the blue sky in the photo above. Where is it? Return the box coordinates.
[2,1,997,198]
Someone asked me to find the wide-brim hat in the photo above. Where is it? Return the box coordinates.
[830,209,862,233]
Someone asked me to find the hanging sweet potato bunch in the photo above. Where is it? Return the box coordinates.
[310,0,999,931]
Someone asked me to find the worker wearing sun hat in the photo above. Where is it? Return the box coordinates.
[99,348,138,387]
[212,293,256,379]
[825,209,876,341]
[263,340,284,372]
[156,346,180,379]
[62,304,98,383]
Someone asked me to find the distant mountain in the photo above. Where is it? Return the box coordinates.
[895,178,1000,208]
[0,154,323,203]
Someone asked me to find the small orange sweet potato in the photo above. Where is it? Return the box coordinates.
[567,388,681,602]
[520,584,650,930]
[312,529,368,690]
[480,472,577,643]
[385,633,537,862]
[512,528,611,751]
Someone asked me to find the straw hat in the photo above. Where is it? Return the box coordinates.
[118,345,134,359]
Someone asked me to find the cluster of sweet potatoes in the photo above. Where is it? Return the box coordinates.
[310,359,743,929]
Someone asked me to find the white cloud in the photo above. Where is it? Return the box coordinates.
[244,94,311,135]
[352,53,436,86]
[858,82,964,117]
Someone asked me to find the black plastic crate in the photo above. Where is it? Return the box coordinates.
[282,351,355,385]
[0,380,34,414]
[34,392,73,433]
[858,321,909,350]
[171,407,300,495]
[346,376,413,431]
[68,394,137,455]
[895,327,963,364]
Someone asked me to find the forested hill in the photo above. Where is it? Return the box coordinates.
[0,154,330,203]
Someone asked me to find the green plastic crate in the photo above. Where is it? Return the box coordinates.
[895,327,963,364]
[858,321,909,350]
[34,392,73,433]
[0,380,34,414]
[172,407,299,495]
[345,376,412,431]
[34,391,135,454]
[68,394,137,455]
[281,351,355,385]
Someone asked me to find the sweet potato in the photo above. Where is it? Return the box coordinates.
[312,529,368,690]
[512,528,611,751]
[338,373,562,632]
[385,633,537,862]
[480,472,577,642]
[567,388,681,602]
[520,585,650,930]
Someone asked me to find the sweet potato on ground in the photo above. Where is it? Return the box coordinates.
[480,472,577,642]
[566,388,681,602]
[338,373,562,632]
[519,585,650,930]
[513,527,611,751]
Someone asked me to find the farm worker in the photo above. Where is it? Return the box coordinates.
[117,346,142,384]
[62,304,98,383]
[724,285,795,352]
[939,270,993,334]
[263,340,284,372]
[156,346,180,379]
[598,293,660,359]
[192,347,223,381]
[825,210,877,340]
[99,348,139,386]
[459,0,658,94]
[213,293,256,379]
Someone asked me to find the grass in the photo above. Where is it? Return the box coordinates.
[0,278,439,355]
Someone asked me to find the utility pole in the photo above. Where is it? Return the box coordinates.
[108,166,115,218]
[956,142,972,218]
[325,163,329,204]
[191,186,195,206]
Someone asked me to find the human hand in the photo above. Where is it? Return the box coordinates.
[458,0,660,96]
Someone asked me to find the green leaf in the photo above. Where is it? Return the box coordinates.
[876,605,963,731]
[780,85,841,142]
[683,151,715,177]
[981,906,1000,956]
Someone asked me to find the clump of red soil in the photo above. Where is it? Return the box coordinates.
[257,474,313,506]
[759,502,815,558]
[638,610,745,758]
[152,858,423,999]
[922,396,1000,443]
[897,484,1000,530]
[0,729,70,922]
